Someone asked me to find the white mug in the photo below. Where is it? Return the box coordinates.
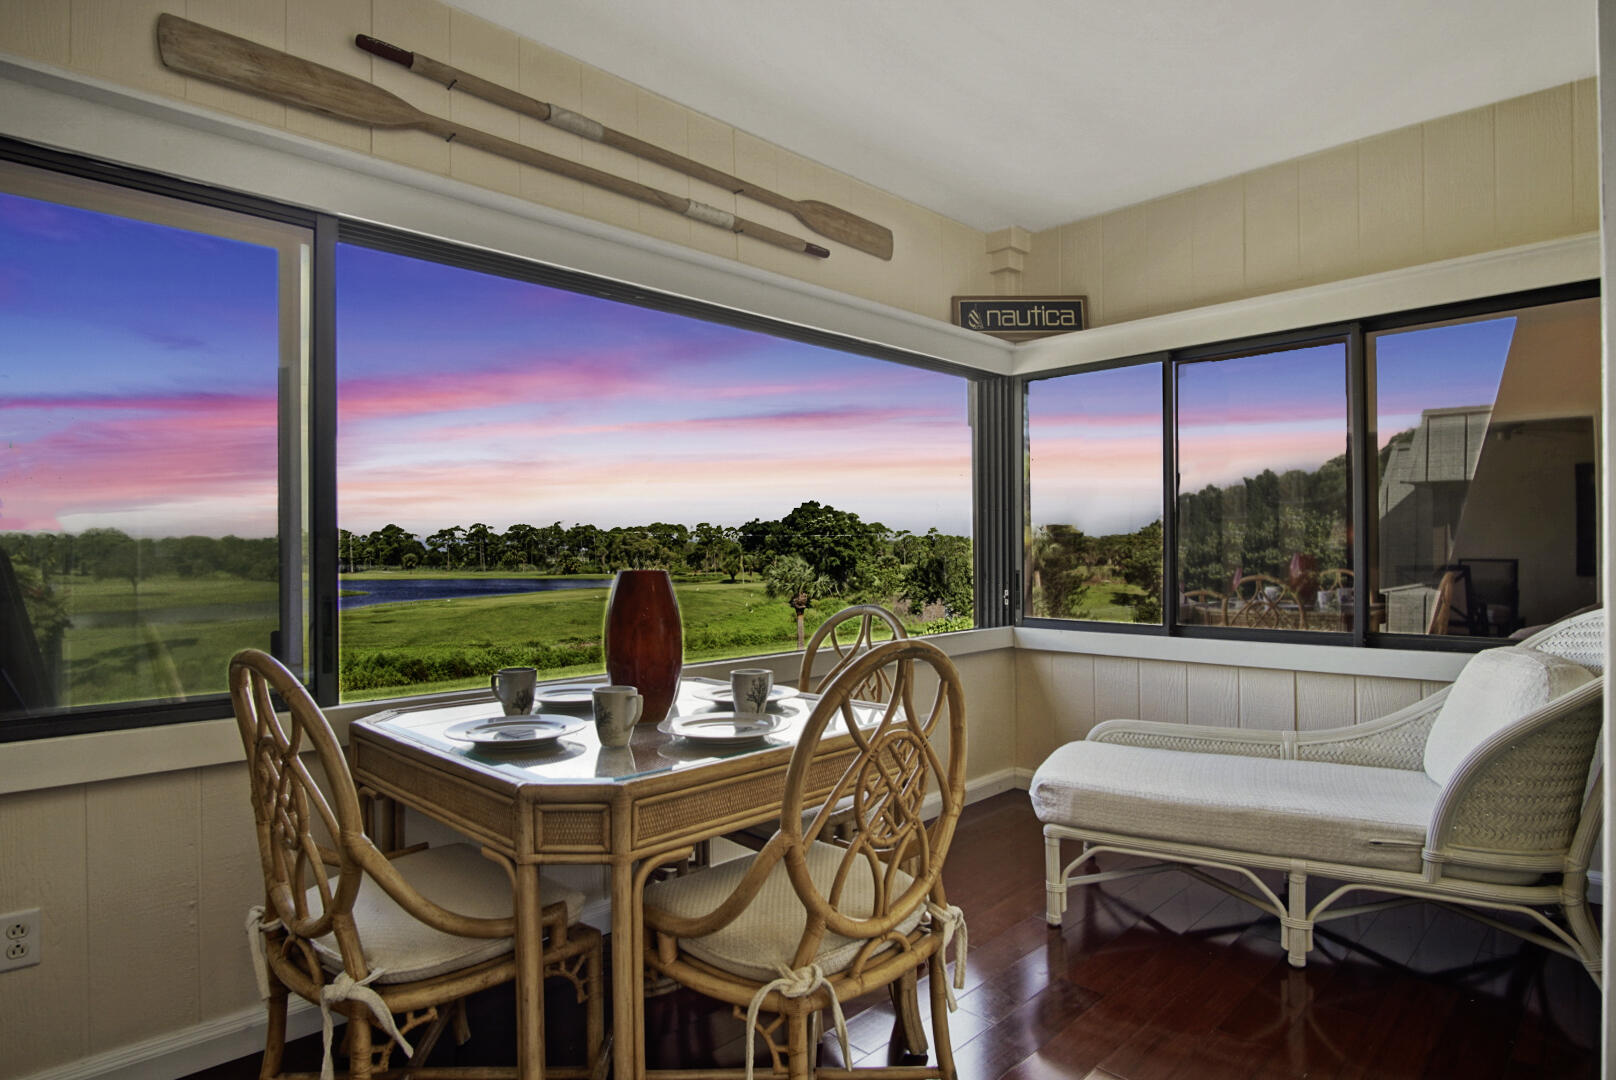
[730,668,773,714]
[592,685,643,748]
[490,667,538,716]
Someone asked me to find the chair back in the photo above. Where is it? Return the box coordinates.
[799,604,907,702]
[776,638,965,966]
[228,649,366,956]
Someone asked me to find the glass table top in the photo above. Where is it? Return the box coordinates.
[360,677,881,785]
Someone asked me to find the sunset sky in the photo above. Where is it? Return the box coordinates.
[0,190,971,540]
[1029,322,1515,538]
[334,244,972,537]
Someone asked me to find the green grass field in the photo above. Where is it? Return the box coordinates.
[37,571,931,707]
[338,578,885,701]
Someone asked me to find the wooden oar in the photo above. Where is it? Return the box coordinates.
[355,34,894,261]
[155,15,828,259]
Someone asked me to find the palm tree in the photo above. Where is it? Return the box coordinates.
[763,554,835,649]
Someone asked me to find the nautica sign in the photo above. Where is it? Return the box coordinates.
[952,295,1087,341]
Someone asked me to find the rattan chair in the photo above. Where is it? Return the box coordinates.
[640,639,968,1079]
[800,604,908,701]
[1228,573,1307,629]
[227,649,605,1080]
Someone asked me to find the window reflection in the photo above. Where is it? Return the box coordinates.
[1369,299,1600,637]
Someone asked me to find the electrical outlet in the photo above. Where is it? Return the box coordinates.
[0,909,40,972]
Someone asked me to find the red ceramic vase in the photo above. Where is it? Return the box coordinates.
[603,569,683,726]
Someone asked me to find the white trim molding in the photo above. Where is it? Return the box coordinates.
[1013,232,1599,376]
[16,999,326,1080]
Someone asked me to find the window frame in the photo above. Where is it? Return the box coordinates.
[1018,281,1600,651]
[0,137,997,740]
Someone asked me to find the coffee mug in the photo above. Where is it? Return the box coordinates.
[490,667,538,716]
[592,685,643,748]
[730,668,773,714]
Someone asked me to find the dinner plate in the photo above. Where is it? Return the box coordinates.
[658,711,785,746]
[533,683,603,709]
[444,716,584,750]
[689,683,800,706]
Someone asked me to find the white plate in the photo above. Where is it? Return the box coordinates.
[444,716,584,750]
[658,711,785,746]
[533,683,603,709]
[690,683,800,706]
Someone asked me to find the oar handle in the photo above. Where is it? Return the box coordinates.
[425,119,827,257]
[356,34,555,123]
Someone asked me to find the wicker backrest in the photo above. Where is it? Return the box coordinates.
[1518,608,1605,675]
[776,639,965,967]
[799,603,907,702]
[228,649,366,962]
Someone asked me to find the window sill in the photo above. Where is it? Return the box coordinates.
[0,627,1014,796]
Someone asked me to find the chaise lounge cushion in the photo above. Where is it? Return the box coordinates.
[1029,743,1441,872]
[1422,646,1593,785]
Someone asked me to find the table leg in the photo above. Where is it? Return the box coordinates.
[514,861,547,1080]
[610,854,638,1080]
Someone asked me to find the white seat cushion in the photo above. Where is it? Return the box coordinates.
[1423,646,1593,784]
[1030,742,1441,872]
[643,841,921,983]
[309,843,585,984]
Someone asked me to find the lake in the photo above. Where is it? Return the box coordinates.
[339,576,607,610]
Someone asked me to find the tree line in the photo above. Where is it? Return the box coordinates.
[0,529,278,587]
[1029,452,1348,621]
[341,501,973,619]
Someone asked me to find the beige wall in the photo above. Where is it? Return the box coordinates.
[1021,80,1599,325]
[0,0,995,322]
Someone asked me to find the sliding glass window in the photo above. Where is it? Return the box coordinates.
[1024,362,1163,623]
[335,241,974,702]
[0,161,311,729]
[1176,341,1351,634]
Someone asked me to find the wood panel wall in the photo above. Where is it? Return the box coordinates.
[1021,80,1599,325]
[0,0,995,321]
[1013,650,1448,771]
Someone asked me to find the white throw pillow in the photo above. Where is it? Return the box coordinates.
[1423,646,1593,785]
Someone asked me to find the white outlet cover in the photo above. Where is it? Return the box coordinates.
[0,909,41,972]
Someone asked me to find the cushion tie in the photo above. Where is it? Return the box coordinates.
[319,969,413,1080]
[742,963,849,1080]
[925,902,969,1010]
[244,905,283,1000]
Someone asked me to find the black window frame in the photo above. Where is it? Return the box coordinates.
[1018,280,1601,650]
[0,137,1000,741]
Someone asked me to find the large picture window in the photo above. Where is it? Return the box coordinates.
[0,161,310,728]
[335,242,974,701]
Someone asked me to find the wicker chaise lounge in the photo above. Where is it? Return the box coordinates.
[1029,610,1605,982]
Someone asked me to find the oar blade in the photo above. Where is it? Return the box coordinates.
[794,200,894,261]
[157,14,423,130]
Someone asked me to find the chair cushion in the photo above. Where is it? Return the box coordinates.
[309,843,585,984]
[1423,646,1593,785]
[1029,742,1441,872]
[643,841,922,983]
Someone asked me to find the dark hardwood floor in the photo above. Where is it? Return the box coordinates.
[191,791,1600,1079]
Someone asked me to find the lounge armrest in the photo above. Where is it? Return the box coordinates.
[1088,687,1449,770]
[1428,679,1603,871]
[1087,719,1286,758]
[1292,690,1448,770]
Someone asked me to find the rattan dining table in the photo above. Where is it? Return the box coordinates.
[346,678,877,1080]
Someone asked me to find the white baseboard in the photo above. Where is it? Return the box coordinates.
[18,999,328,1080]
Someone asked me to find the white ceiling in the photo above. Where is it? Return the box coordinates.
[446,0,1596,233]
